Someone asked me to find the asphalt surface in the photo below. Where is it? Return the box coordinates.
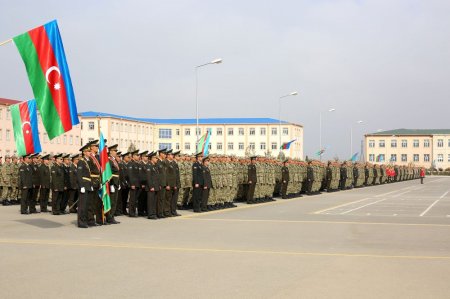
[1,177,450,299]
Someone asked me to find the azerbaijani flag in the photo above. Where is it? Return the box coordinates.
[350,152,359,162]
[196,129,211,156]
[280,139,296,150]
[13,20,79,140]
[11,99,42,156]
[316,149,325,156]
[99,133,112,213]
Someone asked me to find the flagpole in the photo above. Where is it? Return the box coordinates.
[0,39,12,47]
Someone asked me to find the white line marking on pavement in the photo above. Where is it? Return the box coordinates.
[374,188,412,198]
[393,190,412,198]
[440,191,449,199]
[420,200,441,217]
[313,198,371,214]
[340,198,390,215]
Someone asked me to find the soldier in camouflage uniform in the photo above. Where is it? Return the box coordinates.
[1,155,13,205]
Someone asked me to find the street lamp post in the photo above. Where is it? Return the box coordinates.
[278,91,298,156]
[350,120,363,157]
[319,108,336,161]
[195,58,222,145]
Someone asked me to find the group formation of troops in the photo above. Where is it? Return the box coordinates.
[0,144,422,228]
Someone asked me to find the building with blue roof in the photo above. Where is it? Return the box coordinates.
[79,111,303,159]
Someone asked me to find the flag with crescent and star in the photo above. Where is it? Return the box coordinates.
[11,99,42,157]
[99,132,112,213]
[12,20,79,140]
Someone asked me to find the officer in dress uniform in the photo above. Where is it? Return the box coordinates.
[127,150,141,217]
[281,159,289,199]
[107,145,121,224]
[38,154,51,212]
[138,151,149,216]
[19,155,33,214]
[156,149,168,218]
[118,152,131,215]
[76,143,94,228]
[30,154,41,213]
[60,154,71,213]
[50,154,65,215]
[87,140,103,225]
[201,156,212,212]
[145,151,160,219]
[246,156,257,204]
[165,150,181,217]
[68,154,79,213]
[192,152,204,212]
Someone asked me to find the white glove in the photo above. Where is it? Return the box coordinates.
[110,185,115,193]
[118,185,121,190]
[80,187,86,194]
[91,186,94,191]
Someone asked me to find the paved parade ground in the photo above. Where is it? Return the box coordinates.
[1,177,450,299]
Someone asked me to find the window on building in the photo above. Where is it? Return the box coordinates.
[88,121,95,130]
[413,154,419,162]
[283,128,288,135]
[401,140,407,148]
[196,128,201,136]
[369,154,374,162]
[111,122,114,132]
[437,154,444,162]
[368,140,375,148]
[379,140,385,148]
[448,154,450,162]
[184,143,190,150]
[271,143,277,150]
[159,128,172,139]
[63,135,67,144]
[185,128,190,136]
[401,154,407,162]
[0,108,2,119]
[391,140,397,148]
[379,154,385,162]
[159,143,172,150]
[217,143,223,150]
[424,139,430,148]
[228,128,234,136]
[216,128,222,136]
[6,108,10,120]
[69,135,73,145]
[0,129,2,140]
[390,154,397,162]
[260,142,266,150]
[6,130,10,141]
[424,154,430,162]
[249,128,255,135]
[271,127,277,135]
[208,143,212,150]
[437,139,444,147]
[228,142,234,150]
[175,143,180,150]
[238,143,244,150]
[249,142,255,150]
[413,139,419,148]
[176,129,180,136]
[260,128,266,136]
[239,128,244,135]
[76,136,80,145]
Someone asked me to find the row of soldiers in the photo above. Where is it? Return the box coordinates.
[1,149,421,227]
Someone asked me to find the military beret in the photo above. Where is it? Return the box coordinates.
[108,144,118,151]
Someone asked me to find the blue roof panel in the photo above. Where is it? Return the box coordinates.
[79,111,292,125]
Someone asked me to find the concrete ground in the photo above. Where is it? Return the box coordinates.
[1,177,450,299]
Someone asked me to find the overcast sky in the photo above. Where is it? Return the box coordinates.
[1,0,449,159]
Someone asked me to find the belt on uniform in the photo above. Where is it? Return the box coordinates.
[90,174,100,177]
[112,174,119,177]
[82,177,91,181]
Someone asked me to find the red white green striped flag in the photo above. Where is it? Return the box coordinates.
[11,99,42,156]
[12,20,79,140]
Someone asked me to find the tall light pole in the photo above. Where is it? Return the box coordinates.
[195,58,222,144]
[278,91,298,156]
[350,120,363,157]
[319,108,336,161]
